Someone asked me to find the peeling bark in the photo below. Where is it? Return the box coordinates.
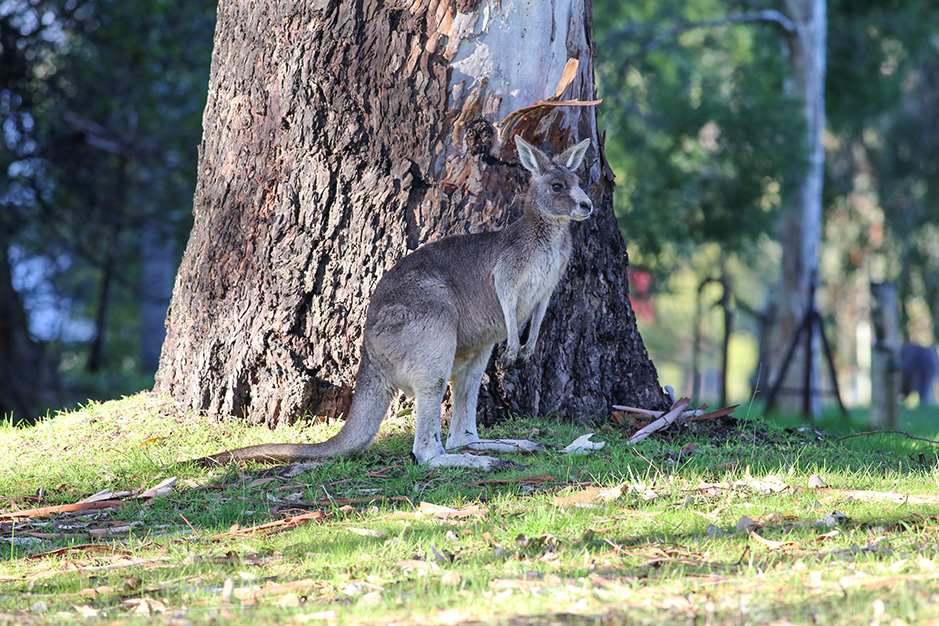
[156,0,667,427]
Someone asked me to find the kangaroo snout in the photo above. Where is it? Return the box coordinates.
[574,200,593,221]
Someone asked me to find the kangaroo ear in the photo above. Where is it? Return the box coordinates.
[514,135,550,174]
[559,138,590,171]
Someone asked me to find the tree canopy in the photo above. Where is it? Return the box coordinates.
[2,0,939,415]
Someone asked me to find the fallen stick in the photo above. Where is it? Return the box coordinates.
[628,398,691,445]
[611,405,661,417]
[0,500,126,521]
[680,405,739,422]
[837,430,939,445]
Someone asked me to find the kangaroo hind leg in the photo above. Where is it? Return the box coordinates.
[444,346,542,455]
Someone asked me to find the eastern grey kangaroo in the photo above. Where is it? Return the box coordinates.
[900,343,939,405]
[192,136,593,470]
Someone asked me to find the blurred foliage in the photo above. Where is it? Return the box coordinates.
[2,0,938,412]
[822,0,939,343]
[594,0,807,276]
[595,0,939,405]
[1,0,214,407]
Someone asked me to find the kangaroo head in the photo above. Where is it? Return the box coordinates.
[514,135,593,222]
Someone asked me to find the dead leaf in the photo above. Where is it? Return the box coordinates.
[395,559,439,573]
[610,405,661,416]
[562,433,606,455]
[278,593,302,608]
[416,502,486,519]
[345,527,389,539]
[208,510,327,539]
[79,585,116,598]
[748,530,798,551]
[552,483,626,507]
[25,544,132,561]
[128,597,167,615]
[80,488,131,503]
[73,605,104,619]
[232,579,319,601]
[88,524,138,539]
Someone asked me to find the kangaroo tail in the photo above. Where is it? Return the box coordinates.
[190,350,395,466]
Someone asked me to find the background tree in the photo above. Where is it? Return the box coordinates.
[155,0,668,427]
[594,0,808,402]
[1,0,214,419]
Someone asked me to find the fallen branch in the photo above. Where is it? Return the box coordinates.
[837,430,939,445]
[0,500,126,521]
[628,398,691,444]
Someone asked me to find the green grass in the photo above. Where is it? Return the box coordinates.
[2,393,939,625]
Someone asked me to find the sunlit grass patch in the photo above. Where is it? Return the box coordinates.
[2,392,939,625]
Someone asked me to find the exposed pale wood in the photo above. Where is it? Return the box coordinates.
[156,0,668,427]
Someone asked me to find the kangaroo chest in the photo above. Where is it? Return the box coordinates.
[514,234,571,319]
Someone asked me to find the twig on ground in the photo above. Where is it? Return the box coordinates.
[838,430,939,445]
[628,398,691,444]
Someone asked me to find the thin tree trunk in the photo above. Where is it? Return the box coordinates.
[139,217,175,374]
[0,242,53,423]
[771,0,827,416]
[87,219,121,373]
[156,0,667,427]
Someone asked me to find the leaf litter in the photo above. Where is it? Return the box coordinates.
[5,396,939,625]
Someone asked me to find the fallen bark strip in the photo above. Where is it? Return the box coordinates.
[628,398,691,444]
[0,500,126,521]
[208,509,328,539]
[682,405,739,421]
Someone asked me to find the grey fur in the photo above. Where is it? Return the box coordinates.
[900,343,939,405]
[193,136,593,470]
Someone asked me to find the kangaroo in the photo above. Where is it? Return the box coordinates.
[192,135,593,470]
[900,343,939,406]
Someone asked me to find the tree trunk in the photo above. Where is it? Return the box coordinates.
[0,243,53,423]
[770,0,827,416]
[139,217,175,373]
[156,0,667,427]
[869,282,900,427]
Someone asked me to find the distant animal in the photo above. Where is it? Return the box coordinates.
[900,343,939,405]
[191,135,593,470]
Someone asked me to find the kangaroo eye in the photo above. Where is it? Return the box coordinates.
[551,182,565,192]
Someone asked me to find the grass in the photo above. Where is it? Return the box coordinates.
[1,392,939,625]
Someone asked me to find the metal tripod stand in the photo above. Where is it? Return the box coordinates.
[764,272,848,418]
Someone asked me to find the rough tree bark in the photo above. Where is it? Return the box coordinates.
[156,0,667,427]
